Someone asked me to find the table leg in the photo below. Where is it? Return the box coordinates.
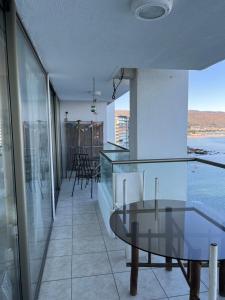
[219,260,225,296]
[130,245,139,296]
[165,257,172,271]
[189,261,201,300]
[187,261,191,281]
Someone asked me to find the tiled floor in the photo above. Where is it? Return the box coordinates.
[38,179,221,300]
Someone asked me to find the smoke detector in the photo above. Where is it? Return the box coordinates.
[131,0,173,21]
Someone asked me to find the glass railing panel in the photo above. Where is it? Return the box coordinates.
[99,151,225,234]
[188,136,225,164]
[113,161,188,204]
[100,154,113,198]
[103,143,121,151]
[98,153,114,233]
[112,160,225,224]
[102,151,130,162]
[104,142,128,151]
[188,161,225,224]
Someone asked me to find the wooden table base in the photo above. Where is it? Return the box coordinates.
[189,261,201,300]
[129,252,204,299]
[130,245,139,296]
[219,260,225,296]
[130,223,139,296]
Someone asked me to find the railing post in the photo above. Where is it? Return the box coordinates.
[209,243,218,300]
[154,177,159,200]
[142,171,145,201]
[123,179,127,224]
[123,178,127,206]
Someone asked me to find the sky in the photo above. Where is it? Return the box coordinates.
[115,60,225,112]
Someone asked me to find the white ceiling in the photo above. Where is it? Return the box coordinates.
[16,0,225,101]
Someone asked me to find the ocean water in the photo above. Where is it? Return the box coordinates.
[187,137,225,221]
[188,136,225,163]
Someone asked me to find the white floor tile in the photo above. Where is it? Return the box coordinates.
[114,269,167,300]
[153,268,207,298]
[72,274,119,300]
[42,256,71,281]
[47,239,72,257]
[72,252,111,277]
[51,226,73,240]
[73,223,102,238]
[73,235,106,254]
[103,235,126,251]
[39,279,71,300]
[73,213,99,225]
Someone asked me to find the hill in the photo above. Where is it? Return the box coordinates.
[188,110,225,128]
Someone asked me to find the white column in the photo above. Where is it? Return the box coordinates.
[129,69,189,201]
[130,69,189,159]
[208,243,218,300]
[106,101,115,143]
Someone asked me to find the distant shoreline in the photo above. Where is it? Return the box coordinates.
[188,134,225,138]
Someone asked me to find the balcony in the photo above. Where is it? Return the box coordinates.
[37,147,225,300]
[2,1,225,299]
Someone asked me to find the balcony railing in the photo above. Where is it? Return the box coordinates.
[99,145,225,233]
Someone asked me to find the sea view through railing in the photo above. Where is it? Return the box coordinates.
[188,136,225,163]
[102,140,225,227]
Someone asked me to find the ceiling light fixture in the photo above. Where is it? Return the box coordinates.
[91,78,98,114]
[131,0,173,21]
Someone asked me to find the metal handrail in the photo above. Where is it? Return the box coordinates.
[195,158,225,169]
[112,157,195,165]
[106,141,129,151]
[100,150,225,170]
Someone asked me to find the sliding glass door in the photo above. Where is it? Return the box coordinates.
[55,96,62,191]
[50,89,62,207]
[16,24,53,298]
[50,89,58,207]
[0,7,21,300]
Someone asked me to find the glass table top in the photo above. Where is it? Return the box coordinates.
[110,200,225,261]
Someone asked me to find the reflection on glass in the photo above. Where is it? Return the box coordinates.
[17,25,52,297]
[0,9,21,300]
[188,161,225,222]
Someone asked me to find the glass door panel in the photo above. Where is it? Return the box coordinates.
[17,25,53,298]
[50,89,58,207]
[0,9,21,300]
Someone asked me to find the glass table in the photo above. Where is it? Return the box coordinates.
[110,200,225,299]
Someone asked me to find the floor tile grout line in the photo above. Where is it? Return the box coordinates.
[46,254,73,258]
[40,278,73,283]
[95,203,121,300]
[41,276,73,283]
[151,268,172,299]
[200,278,209,290]
[71,271,113,279]
[152,268,209,299]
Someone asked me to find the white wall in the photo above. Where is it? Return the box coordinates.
[106,101,115,143]
[130,69,189,159]
[60,100,109,142]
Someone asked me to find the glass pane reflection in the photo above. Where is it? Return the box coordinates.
[17,25,53,297]
[0,11,21,300]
